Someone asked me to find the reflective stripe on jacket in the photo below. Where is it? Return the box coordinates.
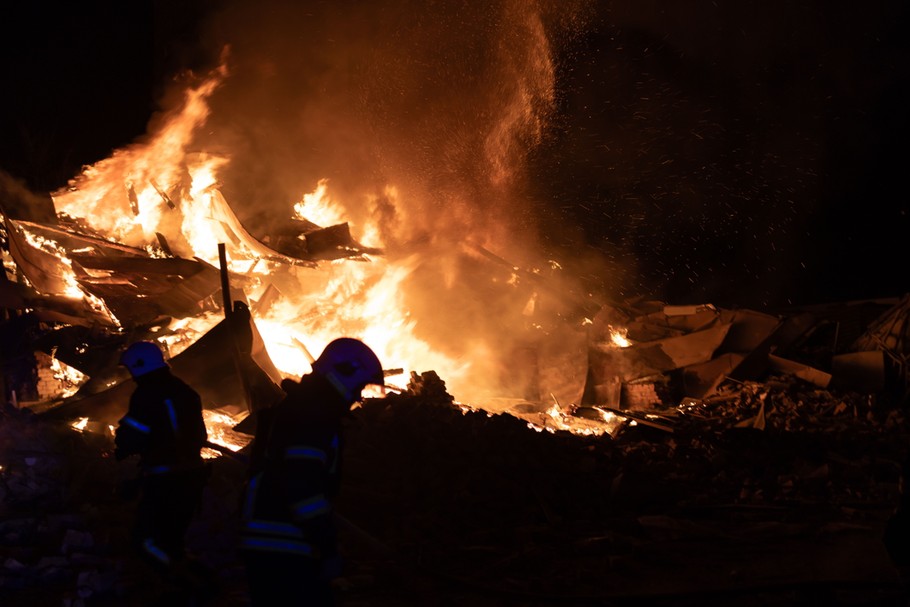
[240,373,345,559]
[114,368,207,471]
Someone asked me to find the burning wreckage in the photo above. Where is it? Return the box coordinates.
[1,185,910,443]
[0,182,394,441]
[1,179,910,603]
[0,168,908,451]
[0,81,909,603]
[1,68,905,449]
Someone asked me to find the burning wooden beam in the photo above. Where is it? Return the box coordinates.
[149,178,176,209]
[218,243,232,320]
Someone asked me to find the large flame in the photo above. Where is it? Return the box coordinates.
[49,67,481,401]
[54,67,226,252]
[47,3,609,430]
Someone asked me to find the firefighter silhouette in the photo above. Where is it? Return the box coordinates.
[115,340,214,600]
[240,338,383,606]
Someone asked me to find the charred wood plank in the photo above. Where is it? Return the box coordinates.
[149,178,176,209]
[218,243,232,320]
[127,183,140,215]
[4,217,71,295]
[68,254,205,277]
[304,223,383,260]
[155,232,174,256]
[725,312,816,384]
[14,219,150,256]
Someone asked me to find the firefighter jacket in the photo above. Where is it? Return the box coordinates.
[240,373,346,560]
[114,367,208,474]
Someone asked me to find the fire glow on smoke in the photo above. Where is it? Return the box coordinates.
[51,56,560,406]
[39,1,625,439]
[53,67,467,395]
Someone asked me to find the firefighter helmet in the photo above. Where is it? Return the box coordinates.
[311,338,383,403]
[119,341,167,378]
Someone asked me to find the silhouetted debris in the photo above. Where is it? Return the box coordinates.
[331,382,910,604]
[398,370,454,408]
[0,357,908,606]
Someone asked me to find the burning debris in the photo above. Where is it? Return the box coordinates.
[2,176,910,436]
[1,59,901,441]
[0,32,908,604]
[5,142,909,601]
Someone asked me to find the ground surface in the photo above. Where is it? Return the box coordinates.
[1,378,909,606]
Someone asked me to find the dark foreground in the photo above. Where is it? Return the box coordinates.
[1,377,908,607]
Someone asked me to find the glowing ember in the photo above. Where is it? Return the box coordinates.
[156,312,225,359]
[520,403,622,436]
[50,355,88,398]
[609,325,632,348]
[18,228,82,298]
[202,409,252,458]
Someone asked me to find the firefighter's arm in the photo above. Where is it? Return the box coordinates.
[281,443,337,557]
[114,403,153,460]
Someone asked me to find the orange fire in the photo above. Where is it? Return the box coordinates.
[609,325,633,348]
[40,49,623,440]
[49,66,476,403]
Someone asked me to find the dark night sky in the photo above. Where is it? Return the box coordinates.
[1,1,908,310]
[534,2,910,309]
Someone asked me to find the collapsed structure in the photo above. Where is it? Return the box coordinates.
[0,82,907,607]
[0,67,905,442]
[1,195,908,603]
[1,182,908,445]
[0,188,378,425]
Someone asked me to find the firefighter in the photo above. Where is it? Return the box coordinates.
[240,337,383,607]
[114,340,213,600]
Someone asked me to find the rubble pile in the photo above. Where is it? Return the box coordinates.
[0,400,251,607]
[0,403,136,606]
[689,377,906,434]
[3,184,910,604]
[0,362,907,605]
[331,372,910,605]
